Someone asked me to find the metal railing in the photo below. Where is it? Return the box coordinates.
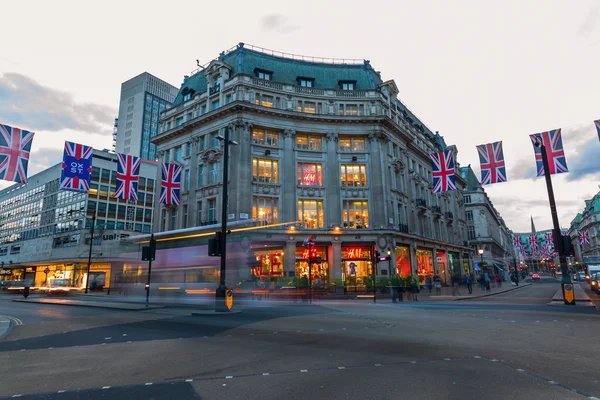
[416,198,427,208]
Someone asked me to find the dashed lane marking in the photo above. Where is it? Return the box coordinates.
[102,386,110,389]
[262,373,270,376]
[225,376,233,379]
[300,370,308,372]
[145,383,153,385]
[186,379,193,382]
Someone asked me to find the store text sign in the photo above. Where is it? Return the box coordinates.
[347,248,363,258]
[303,173,316,185]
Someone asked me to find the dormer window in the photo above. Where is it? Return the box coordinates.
[183,93,191,102]
[297,77,314,87]
[339,81,356,91]
[255,69,272,81]
[181,88,195,102]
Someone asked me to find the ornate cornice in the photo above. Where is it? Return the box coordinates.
[325,131,338,143]
[283,128,296,139]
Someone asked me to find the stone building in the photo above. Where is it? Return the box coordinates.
[144,43,473,289]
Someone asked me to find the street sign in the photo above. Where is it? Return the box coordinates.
[562,283,575,305]
[44,268,50,274]
[225,289,233,310]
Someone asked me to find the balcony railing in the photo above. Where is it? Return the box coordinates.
[398,223,409,233]
[416,198,427,208]
[432,206,442,215]
[445,212,454,220]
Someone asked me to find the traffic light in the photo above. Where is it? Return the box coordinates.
[208,232,222,257]
[141,237,157,261]
[376,251,390,263]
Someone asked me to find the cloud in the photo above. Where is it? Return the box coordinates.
[565,137,600,182]
[577,5,599,37]
[0,72,116,136]
[509,156,537,180]
[26,146,64,176]
[260,14,299,33]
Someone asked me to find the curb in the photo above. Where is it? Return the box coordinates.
[191,310,242,316]
[0,318,11,340]
[452,283,533,301]
[12,299,163,311]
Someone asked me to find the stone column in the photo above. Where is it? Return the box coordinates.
[226,120,244,219]
[324,131,341,228]
[331,241,342,283]
[410,241,418,277]
[284,239,297,277]
[188,137,199,227]
[368,131,388,229]
[282,129,296,224]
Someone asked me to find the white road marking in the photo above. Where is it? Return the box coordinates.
[57,390,65,393]
[48,347,53,350]
[319,329,324,331]
[300,370,308,372]
[122,334,127,336]
[102,386,110,389]
[19,349,25,352]
[338,367,345,370]
[410,361,417,364]
[548,381,558,385]
[263,373,270,376]
[473,356,481,359]
[101,343,106,345]
[12,395,22,398]
[225,376,233,379]
[145,383,152,386]
[490,359,498,362]
[186,379,193,382]
[127,341,132,343]
[444,358,451,361]
[535,321,540,323]
[375,364,383,367]
[516,369,525,372]
[105,337,111,340]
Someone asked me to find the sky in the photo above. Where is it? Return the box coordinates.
[1,0,600,232]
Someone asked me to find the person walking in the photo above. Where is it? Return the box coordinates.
[425,275,433,295]
[465,274,473,294]
[495,274,502,288]
[452,274,461,296]
[433,275,442,295]
[409,276,419,301]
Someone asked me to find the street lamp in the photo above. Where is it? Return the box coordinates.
[387,248,392,276]
[215,128,239,312]
[85,213,96,294]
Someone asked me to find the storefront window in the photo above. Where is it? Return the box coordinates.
[342,200,369,229]
[298,199,324,229]
[416,248,434,285]
[295,246,329,285]
[250,249,284,278]
[463,253,471,275]
[436,251,447,285]
[341,246,372,290]
[448,252,461,278]
[395,246,411,277]
[297,163,323,186]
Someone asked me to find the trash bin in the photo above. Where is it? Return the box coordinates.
[23,286,30,299]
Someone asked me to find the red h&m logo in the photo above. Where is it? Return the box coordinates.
[347,248,363,258]
[303,172,317,185]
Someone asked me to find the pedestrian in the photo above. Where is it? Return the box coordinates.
[409,276,419,301]
[495,274,502,288]
[452,275,461,296]
[425,275,433,295]
[391,274,402,303]
[465,274,473,294]
[433,275,442,295]
[484,272,491,291]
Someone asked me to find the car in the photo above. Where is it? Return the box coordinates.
[590,273,600,293]
[39,279,80,295]
[531,273,541,280]
[579,273,586,281]
[6,280,36,294]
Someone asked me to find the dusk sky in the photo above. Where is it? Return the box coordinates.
[2,0,600,232]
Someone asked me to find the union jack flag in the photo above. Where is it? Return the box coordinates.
[60,141,93,192]
[580,230,590,245]
[530,233,537,249]
[529,129,568,176]
[513,235,521,247]
[114,153,141,200]
[595,119,600,143]
[159,163,181,205]
[0,124,35,184]
[545,232,555,248]
[430,150,456,193]
[561,229,569,237]
[476,141,506,185]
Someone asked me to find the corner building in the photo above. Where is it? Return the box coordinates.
[151,43,473,289]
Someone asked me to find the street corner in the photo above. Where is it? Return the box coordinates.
[0,315,22,340]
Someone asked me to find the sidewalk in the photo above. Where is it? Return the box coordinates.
[549,283,595,307]
[12,297,164,311]
[422,281,532,301]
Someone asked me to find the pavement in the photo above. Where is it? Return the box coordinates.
[0,277,598,399]
[12,297,165,311]
[425,280,532,300]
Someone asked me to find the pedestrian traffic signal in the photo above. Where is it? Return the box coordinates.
[208,232,222,257]
[375,251,390,263]
[141,237,156,261]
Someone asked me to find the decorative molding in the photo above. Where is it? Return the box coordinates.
[283,128,296,139]
[325,131,338,143]
[391,159,404,173]
[201,149,222,164]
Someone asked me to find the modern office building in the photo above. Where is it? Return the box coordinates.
[130,42,475,292]
[115,72,178,160]
[461,166,516,278]
[0,150,157,290]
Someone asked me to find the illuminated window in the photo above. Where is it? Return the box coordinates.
[252,196,278,224]
[255,95,273,108]
[298,199,324,229]
[342,200,369,229]
[339,136,366,152]
[252,158,278,183]
[340,164,367,187]
[295,135,322,150]
[339,104,358,115]
[297,163,323,186]
[252,128,279,146]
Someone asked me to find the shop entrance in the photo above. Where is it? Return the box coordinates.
[341,245,372,292]
[295,246,329,287]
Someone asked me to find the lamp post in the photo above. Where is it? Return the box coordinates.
[478,246,489,290]
[532,135,573,304]
[387,248,392,277]
[215,128,238,312]
[85,213,96,294]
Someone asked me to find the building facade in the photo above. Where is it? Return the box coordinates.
[142,43,473,290]
[0,150,157,290]
[461,166,516,278]
[569,192,600,262]
[115,72,178,160]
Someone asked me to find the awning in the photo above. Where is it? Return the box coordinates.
[494,263,504,271]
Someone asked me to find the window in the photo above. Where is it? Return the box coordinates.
[340,164,367,187]
[184,169,190,192]
[91,167,100,182]
[297,163,323,186]
[295,134,322,150]
[209,163,218,184]
[339,136,366,152]
[185,143,191,157]
[226,94,232,104]
[298,199,324,229]
[198,165,205,186]
[464,195,472,204]
[183,93,191,101]
[212,100,220,110]
[297,101,316,114]
[467,225,476,240]
[176,117,184,126]
[342,200,369,229]
[340,81,355,90]
[256,70,272,80]
[255,94,273,108]
[174,146,182,161]
[252,158,278,183]
[210,132,219,148]
[252,128,278,146]
[253,197,278,224]
[198,136,205,151]
[182,205,188,229]
[170,209,177,230]
[161,209,167,231]
[339,104,359,115]
[298,78,313,87]
[465,210,473,221]
[197,201,203,225]
[207,198,217,222]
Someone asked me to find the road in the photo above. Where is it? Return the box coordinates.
[0,278,599,400]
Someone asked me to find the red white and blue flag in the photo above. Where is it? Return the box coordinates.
[476,141,506,185]
[545,232,555,248]
[159,163,181,205]
[60,141,93,192]
[530,233,537,250]
[430,150,456,193]
[595,119,600,143]
[0,124,35,184]
[529,129,568,176]
[580,230,590,245]
[114,153,141,201]
[513,235,521,248]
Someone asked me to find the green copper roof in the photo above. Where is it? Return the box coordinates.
[173,45,382,106]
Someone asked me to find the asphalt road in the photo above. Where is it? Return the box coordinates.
[0,280,598,400]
